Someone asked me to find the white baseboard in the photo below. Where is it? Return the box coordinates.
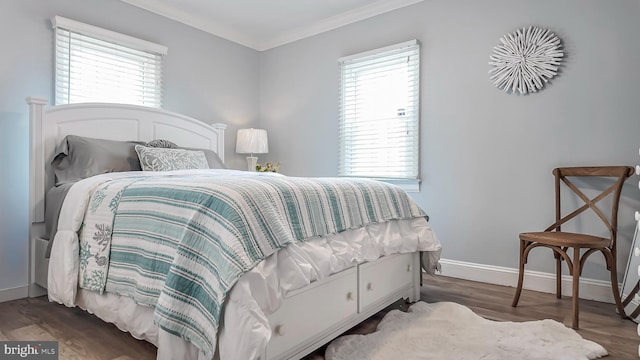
[438,258,617,304]
[0,285,29,303]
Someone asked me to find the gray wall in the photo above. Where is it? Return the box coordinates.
[259,0,640,281]
[2,0,639,296]
[0,0,260,293]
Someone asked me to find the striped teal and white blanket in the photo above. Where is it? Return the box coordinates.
[78,172,428,358]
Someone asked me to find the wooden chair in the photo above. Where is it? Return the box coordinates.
[512,166,634,329]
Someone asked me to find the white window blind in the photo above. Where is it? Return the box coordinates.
[338,40,420,179]
[52,16,167,108]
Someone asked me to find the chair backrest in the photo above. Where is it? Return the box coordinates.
[545,166,634,249]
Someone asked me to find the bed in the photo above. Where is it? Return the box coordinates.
[26,97,441,360]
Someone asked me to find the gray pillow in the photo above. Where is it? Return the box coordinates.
[51,135,143,185]
[145,139,178,148]
[135,145,210,171]
[184,147,226,169]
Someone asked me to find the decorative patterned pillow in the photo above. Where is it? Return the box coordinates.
[135,145,209,171]
[145,139,179,148]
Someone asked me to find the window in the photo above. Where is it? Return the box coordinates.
[52,16,167,107]
[338,40,420,182]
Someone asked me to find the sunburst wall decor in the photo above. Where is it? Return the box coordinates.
[489,26,564,95]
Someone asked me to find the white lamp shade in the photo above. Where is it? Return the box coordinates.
[236,128,268,154]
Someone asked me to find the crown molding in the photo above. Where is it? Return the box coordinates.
[120,0,259,49]
[257,0,424,51]
[121,0,424,51]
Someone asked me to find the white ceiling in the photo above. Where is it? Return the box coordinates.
[121,0,423,51]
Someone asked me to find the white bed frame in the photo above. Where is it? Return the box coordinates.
[26,97,226,296]
[26,97,422,360]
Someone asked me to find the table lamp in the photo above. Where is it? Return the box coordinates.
[236,128,268,171]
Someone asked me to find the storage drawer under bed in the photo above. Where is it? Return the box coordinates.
[264,252,418,360]
[358,252,414,312]
[265,267,358,360]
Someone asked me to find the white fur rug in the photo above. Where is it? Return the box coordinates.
[325,302,607,360]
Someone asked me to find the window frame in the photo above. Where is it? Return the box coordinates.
[51,16,167,108]
[338,40,421,191]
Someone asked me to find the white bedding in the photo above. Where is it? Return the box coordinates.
[47,169,441,360]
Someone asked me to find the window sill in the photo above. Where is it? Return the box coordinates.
[375,178,421,193]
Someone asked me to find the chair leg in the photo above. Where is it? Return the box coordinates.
[571,247,580,329]
[555,254,562,299]
[512,239,526,307]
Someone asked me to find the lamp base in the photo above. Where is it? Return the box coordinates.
[246,156,258,171]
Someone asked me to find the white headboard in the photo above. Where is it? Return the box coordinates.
[26,97,227,223]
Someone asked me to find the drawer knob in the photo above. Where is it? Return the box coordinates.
[367,282,373,291]
[635,247,640,257]
[406,264,411,272]
[273,324,285,337]
[636,211,640,222]
[347,291,354,301]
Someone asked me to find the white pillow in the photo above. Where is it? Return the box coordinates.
[135,145,209,171]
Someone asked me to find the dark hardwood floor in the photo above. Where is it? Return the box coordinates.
[0,275,636,359]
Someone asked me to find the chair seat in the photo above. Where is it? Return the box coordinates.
[520,231,610,248]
